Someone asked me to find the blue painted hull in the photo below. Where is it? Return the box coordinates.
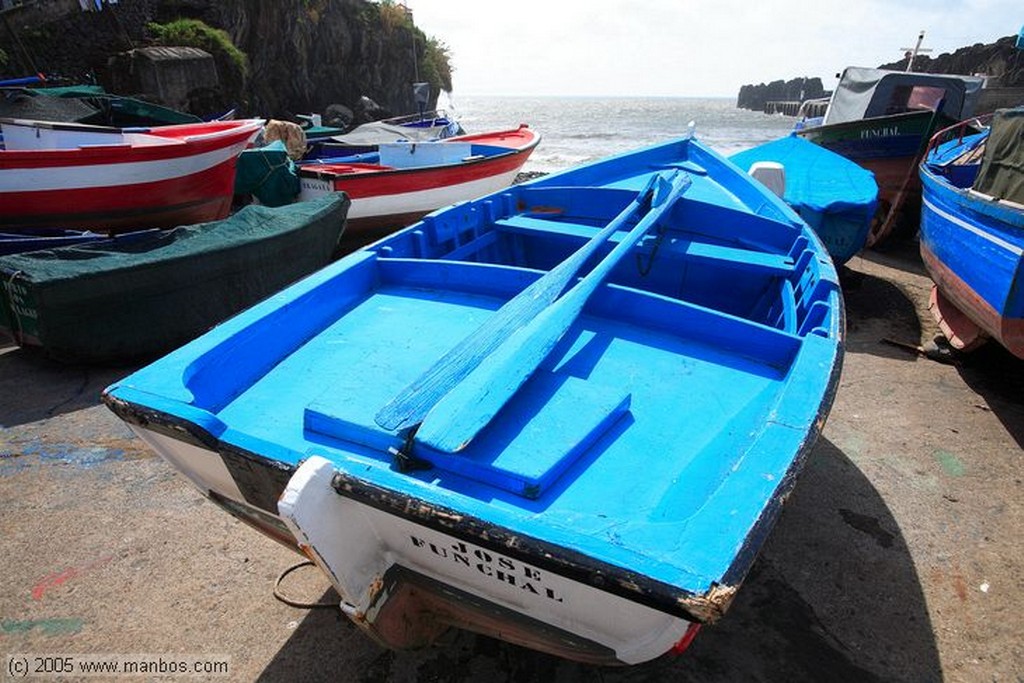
[103,135,844,662]
[0,230,106,256]
[0,228,161,257]
[919,163,1024,358]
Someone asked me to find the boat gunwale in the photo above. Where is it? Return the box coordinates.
[920,165,1024,249]
[795,108,949,142]
[0,119,263,168]
[103,325,844,627]
[99,278,845,626]
[297,128,540,182]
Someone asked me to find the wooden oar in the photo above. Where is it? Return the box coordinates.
[415,170,692,453]
[373,172,668,432]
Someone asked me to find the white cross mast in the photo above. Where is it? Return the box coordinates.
[901,30,933,72]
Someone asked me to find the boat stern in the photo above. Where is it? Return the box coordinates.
[279,456,699,665]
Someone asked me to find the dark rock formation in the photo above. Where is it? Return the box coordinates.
[879,36,1024,87]
[736,77,825,113]
[737,35,1024,112]
[0,0,445,121]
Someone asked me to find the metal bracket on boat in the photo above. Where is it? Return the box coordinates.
[388,428,433,473]
[635,224,667,277]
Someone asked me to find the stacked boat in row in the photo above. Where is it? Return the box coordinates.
[0,117,350,363]
[794,67,985,247]
[736,70,1023,362]
[0,110,539,362]
[728,66,992,269]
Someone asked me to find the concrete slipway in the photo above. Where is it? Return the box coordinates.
[1,239,1021,682]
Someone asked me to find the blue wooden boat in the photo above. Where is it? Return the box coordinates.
[303,110,464,160]
[102,133,844,663]
[730,134,879,264]
[919,108,1024,358]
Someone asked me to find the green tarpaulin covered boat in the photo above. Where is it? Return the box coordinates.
[234,140,301,207]
[0,85,204,127]
[0,194,349,363]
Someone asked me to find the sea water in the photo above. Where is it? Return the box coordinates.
[443,95,798,173]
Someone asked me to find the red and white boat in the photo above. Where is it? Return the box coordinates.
[0,118,263,232]
[297,124,540,236]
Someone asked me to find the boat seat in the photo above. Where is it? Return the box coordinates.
[305,370,630,499]
[495,215,796,275]
[747,161,786,198]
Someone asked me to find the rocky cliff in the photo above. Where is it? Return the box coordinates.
[0,0,449,121]
[737,35,1024,112]
[879,35,1024,87]
[736,77,825,114]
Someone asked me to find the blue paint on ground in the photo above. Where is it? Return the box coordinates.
[0,443,125,476]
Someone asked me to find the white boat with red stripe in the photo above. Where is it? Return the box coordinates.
[0,117,263,232]
[298,124,540,237]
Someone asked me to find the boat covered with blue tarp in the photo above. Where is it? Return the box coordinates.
[103,133,843,664]
[731,134,879,264]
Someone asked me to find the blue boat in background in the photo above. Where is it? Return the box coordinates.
[0,229,113,257]
[302,110,465,160]
[919,108,1024,358]
[103,132,844,664]
[731,134,879,265]
[0,227,161,257]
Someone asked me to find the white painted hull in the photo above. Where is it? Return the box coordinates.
[298,168,522,222]
[129,427,694,664]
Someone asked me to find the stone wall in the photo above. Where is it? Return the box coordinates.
[107,46,219,112]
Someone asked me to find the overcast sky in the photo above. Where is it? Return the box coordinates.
[407,1,1022,97]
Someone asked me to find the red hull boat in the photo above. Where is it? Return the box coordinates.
[0,118,263,233]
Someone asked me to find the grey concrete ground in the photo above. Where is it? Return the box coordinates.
[1,238,1022,682]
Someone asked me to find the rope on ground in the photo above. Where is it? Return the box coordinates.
[273,560,338,609]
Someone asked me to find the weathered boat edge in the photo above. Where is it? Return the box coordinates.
[102,313,845,628]
[100,131,847,663]
[919,167,1024,358]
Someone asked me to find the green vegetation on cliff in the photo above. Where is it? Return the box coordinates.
[368,0,453,92]
[147,18,248,105]
[421,36,453,93]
